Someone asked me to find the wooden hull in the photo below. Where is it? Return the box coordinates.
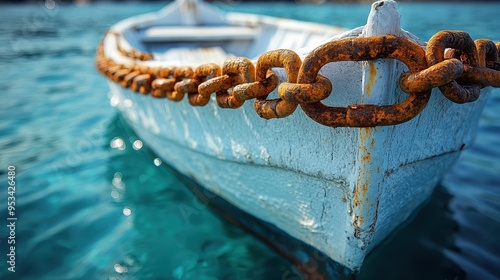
[108,78,489,271]
[100,0,491,273]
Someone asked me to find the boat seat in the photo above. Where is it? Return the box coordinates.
[141,26,258,43]
[151,46,234,65]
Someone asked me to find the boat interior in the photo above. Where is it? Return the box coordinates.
[115,0,345,67]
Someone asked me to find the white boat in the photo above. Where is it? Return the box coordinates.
[96,0,500,277]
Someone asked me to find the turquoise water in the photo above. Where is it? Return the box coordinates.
[1,1,500,279]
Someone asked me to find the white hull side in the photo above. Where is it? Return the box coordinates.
[108,80,489,270]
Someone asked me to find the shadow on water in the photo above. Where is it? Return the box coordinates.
[359,186,465,280]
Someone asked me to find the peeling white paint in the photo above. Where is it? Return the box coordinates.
[204,132,224,159]
[230,139,250,161]
[259,145,270,163]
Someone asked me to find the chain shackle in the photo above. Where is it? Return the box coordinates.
[299,36,431,127]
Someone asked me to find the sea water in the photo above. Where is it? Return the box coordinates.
[0,1,499,279]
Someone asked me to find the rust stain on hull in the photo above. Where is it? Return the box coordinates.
[352,127,381,243]
[364,61,378,96]
[353,128,372,236]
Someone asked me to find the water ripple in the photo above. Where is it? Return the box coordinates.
[0,3,499,280]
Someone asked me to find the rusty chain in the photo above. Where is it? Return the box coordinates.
[96,30,500,127]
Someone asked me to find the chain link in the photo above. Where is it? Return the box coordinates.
[96,30,500,127]
[296,35,432,127]
[252,49,302,119]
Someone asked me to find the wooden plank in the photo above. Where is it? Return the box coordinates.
[142,26,257,42]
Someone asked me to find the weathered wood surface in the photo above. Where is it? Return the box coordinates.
[104,0,491,271]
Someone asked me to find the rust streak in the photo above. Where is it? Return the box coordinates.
[352,127,373,235]
[365,61,377,96]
